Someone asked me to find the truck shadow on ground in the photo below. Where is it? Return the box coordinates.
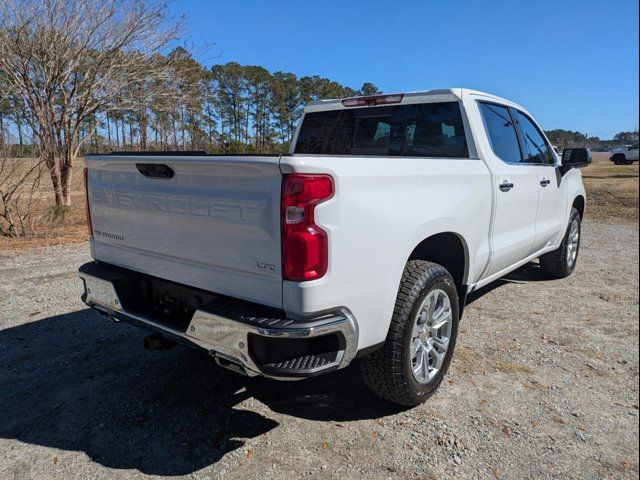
[0,309,399,476]
[0,261,543,476]
[466,260,554,305]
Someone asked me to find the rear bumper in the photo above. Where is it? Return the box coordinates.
[78,262,358,380]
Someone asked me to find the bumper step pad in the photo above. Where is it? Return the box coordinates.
[266,353,333,371]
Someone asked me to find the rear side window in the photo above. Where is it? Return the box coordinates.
[479,102,522,163]
[515,111,555,165]
[294,102,469,158]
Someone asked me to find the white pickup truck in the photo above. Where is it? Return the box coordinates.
[79,89,590,406]
[610,145,639,165]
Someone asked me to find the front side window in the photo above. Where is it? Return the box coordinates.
[479,102,522,163]
[515,111,555,165]
[294,102,469,158]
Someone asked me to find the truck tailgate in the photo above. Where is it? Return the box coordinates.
[85,154,283,308]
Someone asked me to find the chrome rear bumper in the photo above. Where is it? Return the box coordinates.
[78,262,358,380]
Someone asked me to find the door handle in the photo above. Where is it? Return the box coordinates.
[540,178,551,187]
[499,181,514,192]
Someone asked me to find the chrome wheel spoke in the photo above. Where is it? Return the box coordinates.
[431,309,452,331]
[410,338,421,358]
[430,347,446,371]
[433,303,452,322]
[416,308,428,326]
[420,295,436,324]
[432,333,450,351]
[413,346,427,381]
[420,347,430,380]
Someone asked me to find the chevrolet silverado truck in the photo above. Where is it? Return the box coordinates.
[610,145,639,165]
[79,89,590,406]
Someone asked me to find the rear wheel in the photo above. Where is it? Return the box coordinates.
[360,261,459,406]
[612,154,626,165]
[539,207,581,279]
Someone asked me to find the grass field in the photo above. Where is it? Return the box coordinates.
[582,152,639,223]
[1,152,637,251]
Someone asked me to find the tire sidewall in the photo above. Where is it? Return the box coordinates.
[400,273,459,402]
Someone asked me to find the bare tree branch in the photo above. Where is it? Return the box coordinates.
[0,0,184,206]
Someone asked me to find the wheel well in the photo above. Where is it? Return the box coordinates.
[572,195,585,219]
[408,232,468,293]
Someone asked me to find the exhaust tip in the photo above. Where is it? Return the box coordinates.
[214,354,249,376]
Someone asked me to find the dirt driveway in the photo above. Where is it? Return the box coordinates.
[0,220,638,480]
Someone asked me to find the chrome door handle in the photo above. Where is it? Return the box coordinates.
[540,178,551,187]
[499,181,514,192]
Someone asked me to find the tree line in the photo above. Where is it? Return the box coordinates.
[6,57,635,159]
[545,129,639,150]
[0,46,381,156]
[3,43,635,159]
[92,52,379,154]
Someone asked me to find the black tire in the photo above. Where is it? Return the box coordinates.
[612,154,625,165]
[360,261,459,407]
[539,207,582,279]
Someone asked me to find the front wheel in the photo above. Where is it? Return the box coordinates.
[539,207,582,278]
[360,261,459,406]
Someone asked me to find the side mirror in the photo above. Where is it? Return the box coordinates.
[562,148,591,168]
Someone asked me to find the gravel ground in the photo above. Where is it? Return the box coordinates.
[0,221,638,480]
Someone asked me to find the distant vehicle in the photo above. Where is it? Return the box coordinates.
[78,89,589,406]
[610,145,639,165]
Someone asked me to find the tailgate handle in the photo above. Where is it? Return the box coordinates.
[136,163,174,179]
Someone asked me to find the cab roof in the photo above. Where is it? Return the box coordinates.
[303,88,528,114]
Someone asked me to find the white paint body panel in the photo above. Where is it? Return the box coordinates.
[280,155,491,348]
[85,89,587,352]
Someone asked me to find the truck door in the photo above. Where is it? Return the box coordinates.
[477,101,539,277]
[513,110,566,253]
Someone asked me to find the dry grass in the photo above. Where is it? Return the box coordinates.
[0,153,637,251]
[582,152,639,223]
[0,194,89,250]
[1,158,89,250]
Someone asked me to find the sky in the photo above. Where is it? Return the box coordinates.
[170,0,639,139]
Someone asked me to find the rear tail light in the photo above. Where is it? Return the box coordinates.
[341,93,404,107]
[83,167,93,238]
[281,174,334,281]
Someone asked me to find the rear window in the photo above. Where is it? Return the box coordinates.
[294,102,469,158]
